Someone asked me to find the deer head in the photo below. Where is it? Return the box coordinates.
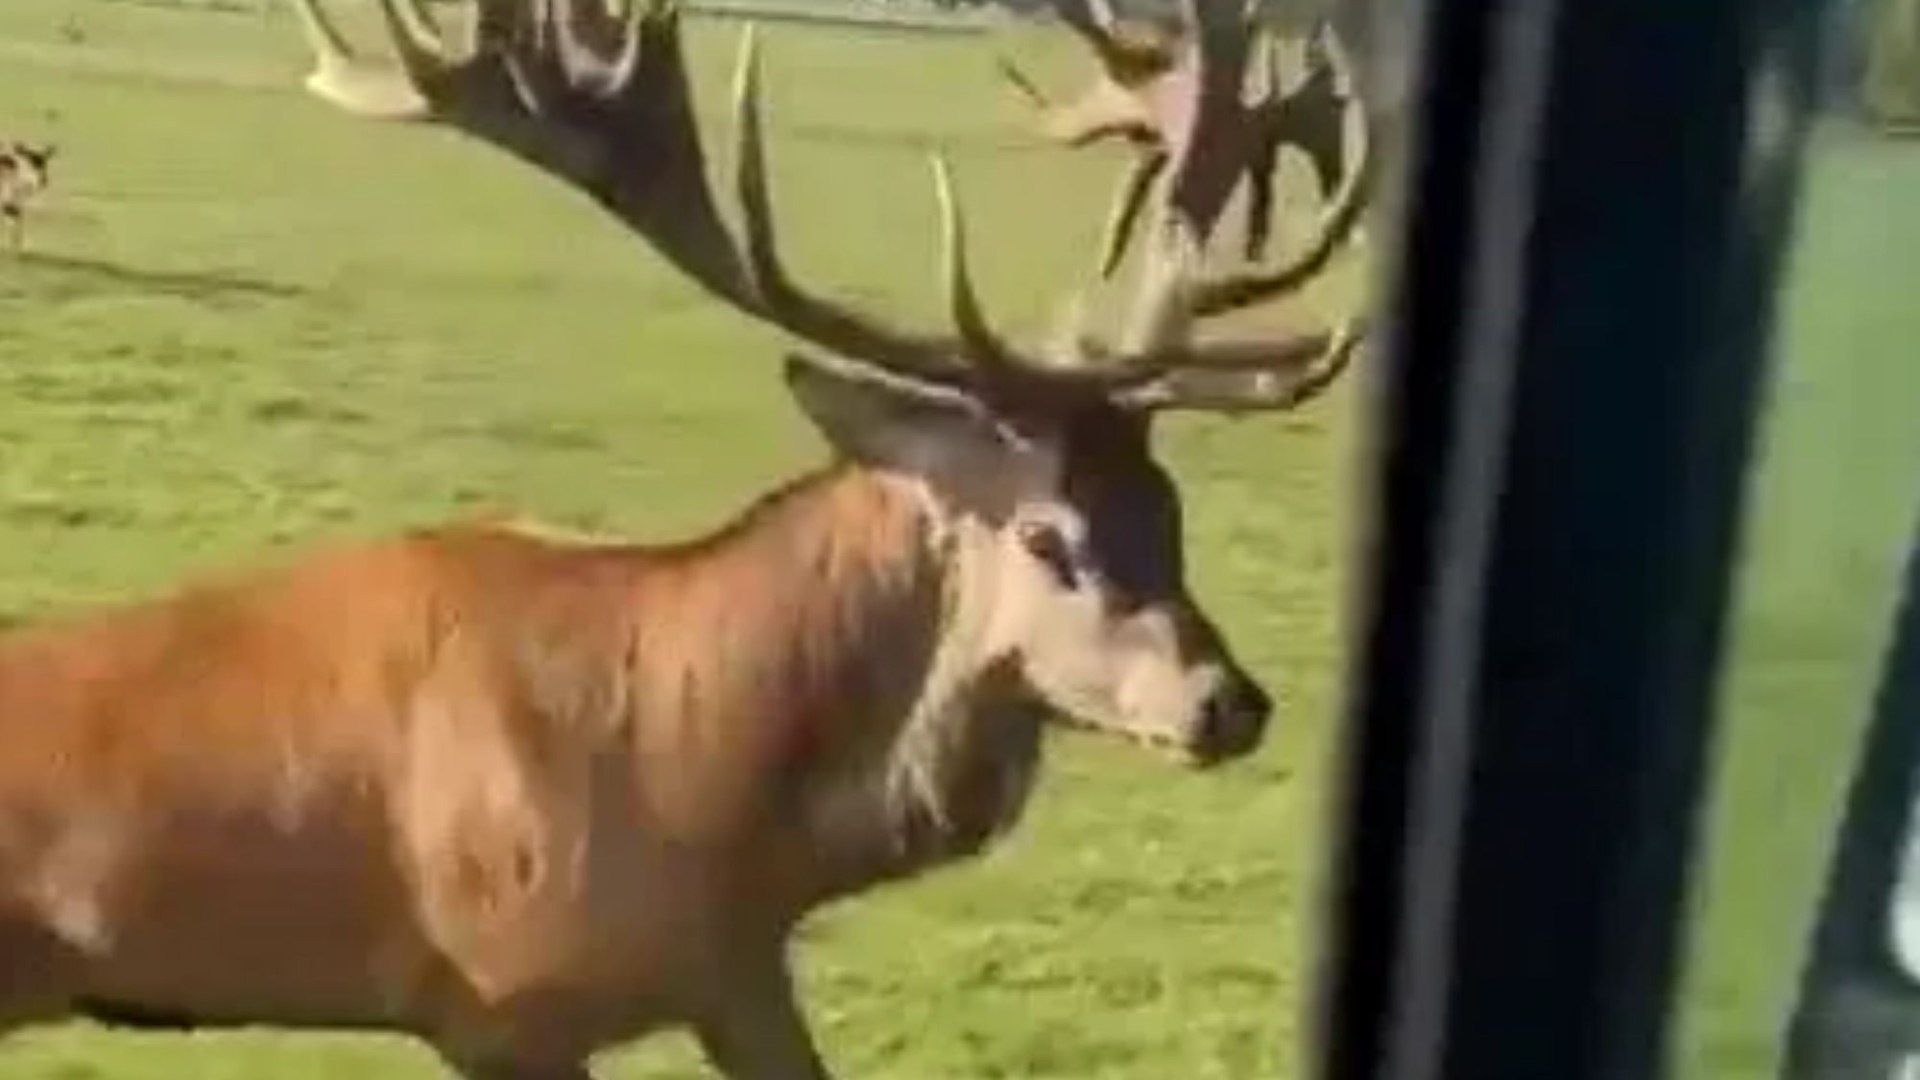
[2,141,55,196]
[285,0,1372,766]
[11,142,55,174]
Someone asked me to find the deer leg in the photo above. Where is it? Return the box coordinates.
[427,991,598,1080]
[0,915,77,1034]
[691,952,832,1080]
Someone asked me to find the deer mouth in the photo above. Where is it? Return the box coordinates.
[1049,709,1213,767]
[1131,728,1216,768]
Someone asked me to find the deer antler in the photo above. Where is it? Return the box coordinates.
[1015,0,1375,412]
[286,0,1370,415]
[293,0,981,380]
[1001,7,1364,273]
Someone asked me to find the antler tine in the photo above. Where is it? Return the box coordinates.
[1093,151,1167,279]
[1070,10,1375,356]
[1112,211,1203,360]
[722,30,1003,382]
[1009,1,1360,284]
[1035,9,1374,413]
[1161,0,1255,243]
[1108,317,1366,413]
[1046,0,1124,64]
[932,154,1019,372]
[1095,200,1368,412]
[1192,23,1375,318]
[995,54,1050,111]
[996,0,1176,154]
[1080,3,1295,359]
[1195,111,1373,318]
[729,25,778,302]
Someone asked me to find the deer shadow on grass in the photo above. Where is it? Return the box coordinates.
[9,252,304,308]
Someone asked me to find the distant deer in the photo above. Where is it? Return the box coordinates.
[0,0,1373,1077]
[0,140,55,252]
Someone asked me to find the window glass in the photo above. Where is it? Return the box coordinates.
[1669,2,1920,1074]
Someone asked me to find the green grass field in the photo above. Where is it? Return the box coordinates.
[1,2,1917,1078]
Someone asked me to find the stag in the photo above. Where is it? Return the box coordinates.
[0,0,1372,1076]
[0,140,55,252]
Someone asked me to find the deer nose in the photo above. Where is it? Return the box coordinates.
[1196,675,1272,764]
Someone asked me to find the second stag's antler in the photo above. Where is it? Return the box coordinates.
[999,0,1369,286]
[287,0,1370,415]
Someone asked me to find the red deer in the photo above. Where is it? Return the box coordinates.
[0,0,1373,1076]
[0,140,55,252]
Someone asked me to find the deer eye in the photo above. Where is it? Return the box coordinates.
[1017,521,1081,589]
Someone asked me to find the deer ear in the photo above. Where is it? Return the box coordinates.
[782,352,1046,518]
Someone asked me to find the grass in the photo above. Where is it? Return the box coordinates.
[0,1,1917,1078]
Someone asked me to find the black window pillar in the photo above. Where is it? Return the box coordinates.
[1308,0,1835,1077]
